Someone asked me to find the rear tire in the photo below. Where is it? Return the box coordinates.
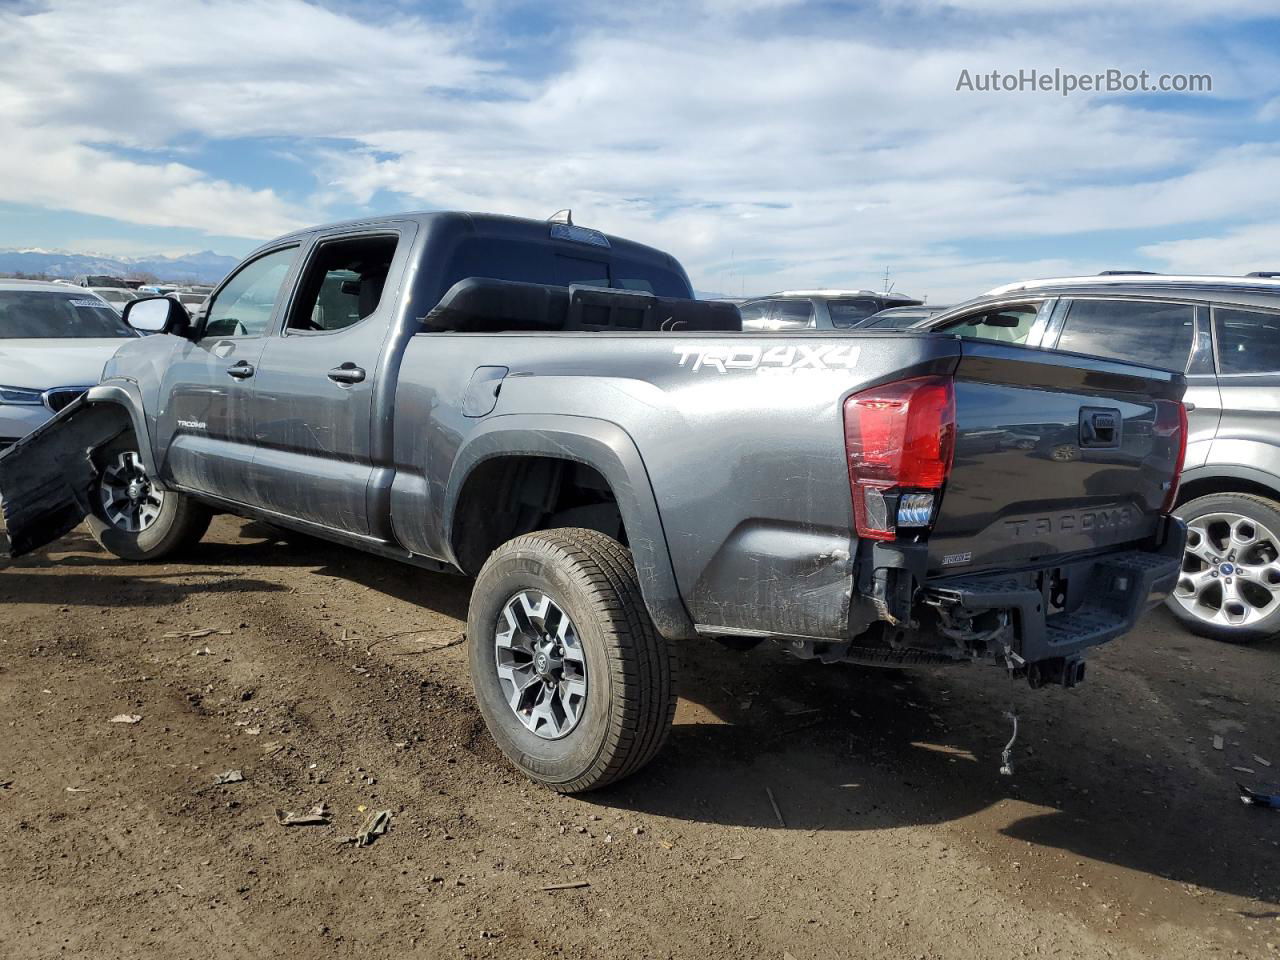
[86,438,211,561]
[1167,492,1280,643]
[467,528,676,793]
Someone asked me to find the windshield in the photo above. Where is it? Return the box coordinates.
[0,291,134,338]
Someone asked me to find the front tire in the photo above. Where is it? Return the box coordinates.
[467,528,676,793]
[1167,492,1280,643]
[86,439,211,561]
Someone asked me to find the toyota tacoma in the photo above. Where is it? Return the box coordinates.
[0,212,1187,791]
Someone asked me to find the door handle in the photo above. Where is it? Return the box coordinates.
[226,361,255,380]
[1183,402,1196,413]
[327,363,366,384]
[1079,407,1120,448]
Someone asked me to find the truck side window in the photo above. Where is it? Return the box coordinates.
[1214,306,1280,374]
[203,246,298,339]
[287,235,399,333]
[1057,299,1194,372]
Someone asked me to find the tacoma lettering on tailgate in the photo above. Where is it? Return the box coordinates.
[1003,505,1137,539]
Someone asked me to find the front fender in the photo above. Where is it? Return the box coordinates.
[85,380,157,474]
[443,413,697,640]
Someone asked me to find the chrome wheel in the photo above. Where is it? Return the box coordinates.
[1174,511,1280,628]
[98,452,164,533]
[494,590,588,740]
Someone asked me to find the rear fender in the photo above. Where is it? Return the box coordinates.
[443,414,697,640]
[0,383,151,558]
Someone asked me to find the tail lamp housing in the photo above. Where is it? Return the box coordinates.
[843,375,957,541]
[1154,399,1188,514]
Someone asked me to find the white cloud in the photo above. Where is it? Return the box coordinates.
[0,0,496,239]
[1,0,1278,298]
[1140,223,1280,276]
[0,127,305,238]
[880,0,1278,18]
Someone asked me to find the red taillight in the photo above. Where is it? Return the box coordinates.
[843,376,957,541]
[1155,399,1188,514]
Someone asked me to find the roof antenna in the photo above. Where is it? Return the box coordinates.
[548,209,573,225]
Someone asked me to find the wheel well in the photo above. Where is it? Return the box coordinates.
[450,456,625,575]
[1177,474,1280,508]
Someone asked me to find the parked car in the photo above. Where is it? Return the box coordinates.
[853,304,952,329]
[0,280,136,451]
[74,275,129,288]
[89,286,140,314]
[918,273,1280,643]
[168,291,207,315]
[0,213,1186,792]
[738,289,923,330]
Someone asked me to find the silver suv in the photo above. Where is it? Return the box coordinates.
[738,289,922,330]
[920,274,1280,644]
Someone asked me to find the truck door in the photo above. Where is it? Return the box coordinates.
[156,245,300,504]
[247,227,411,537]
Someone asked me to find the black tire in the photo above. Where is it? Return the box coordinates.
[467,528,677,793]
[86,437,211,561]
[1167,492,1280,643]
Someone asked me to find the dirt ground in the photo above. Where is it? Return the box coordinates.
[0,516,1277,960]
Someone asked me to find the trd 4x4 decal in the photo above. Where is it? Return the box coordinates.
[673,343,861,374]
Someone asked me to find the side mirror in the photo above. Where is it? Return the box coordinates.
[123,295,190,336]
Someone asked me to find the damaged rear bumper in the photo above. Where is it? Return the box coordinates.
[920,515,1186,684]
[783,516,1185,683]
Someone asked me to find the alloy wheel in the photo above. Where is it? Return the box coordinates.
[98,451,165,533]
[494,590,588,740]
[1174,511,1280,628]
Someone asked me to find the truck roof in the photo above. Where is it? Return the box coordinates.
[258,210,687,275]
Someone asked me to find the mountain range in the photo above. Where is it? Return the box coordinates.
[0,248,739,297]
[0,248,240,284]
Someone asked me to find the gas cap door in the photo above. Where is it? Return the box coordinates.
[462,365,508,417]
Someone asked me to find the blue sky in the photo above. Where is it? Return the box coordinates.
[2,0,1280,300]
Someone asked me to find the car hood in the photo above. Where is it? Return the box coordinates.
[0,339,130,389]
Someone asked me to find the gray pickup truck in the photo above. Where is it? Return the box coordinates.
[0,212,1188,792]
